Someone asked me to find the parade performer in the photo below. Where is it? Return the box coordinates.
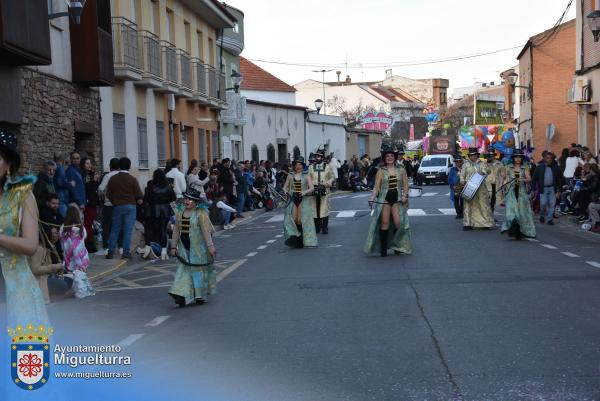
[500,149,536,239]
[448,155,464,218]
[460,147,494,230]
[486,148,505,217]
[283,156,317,248]
[364,144,412,257]
[309,148,335,234]
[60,205,95,298]
[169,187,216,307]
[0,129,51,334]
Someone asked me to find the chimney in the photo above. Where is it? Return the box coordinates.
[336,71,341,82]
[345,75,351,84]
[385,69,392,79]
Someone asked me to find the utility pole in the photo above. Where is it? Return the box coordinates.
[313,69,332,114]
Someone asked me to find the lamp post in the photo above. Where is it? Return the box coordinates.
[230,71,243,94]
[49,1,87,25]
[312,69,332,114]
[588,10,600,42]
[505,71,532,100]
[314,99,324,114]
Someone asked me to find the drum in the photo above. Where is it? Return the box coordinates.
[461,172,486,201]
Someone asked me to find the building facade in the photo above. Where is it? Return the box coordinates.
[0,0,114,172]
[101,0,235,183]
[345,128,383,161]
[218,4,246,161]
[574,0,600,157]
[517,19,577,159]
[306,114,346,162]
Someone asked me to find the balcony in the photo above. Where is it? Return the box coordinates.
[156,40,179,94]
[221,91,247,126]
[112,17,142,81]
[218,71,227,103]
[137,30,163,88]
[192,59,210,104]
[206,66,222,108]
[177,50,193,99]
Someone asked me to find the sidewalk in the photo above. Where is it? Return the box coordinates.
[534,209,600,242]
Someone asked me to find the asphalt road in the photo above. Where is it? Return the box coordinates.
[3,185,600,401]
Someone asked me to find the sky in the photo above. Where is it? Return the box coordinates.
[228,0,576,94]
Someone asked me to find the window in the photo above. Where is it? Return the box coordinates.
[198,128,206,162]
[196,30,204,61]
[166,8,175,43]
[293,146,301,160]
[156,121,166,167]
[211,131,219,159]
[208,38,215,66]
[137,118,149,169]
[267,143,275,162]
[251,144,259,164]
[184,21,191,53]
[113,114,126,158]
[151,0,160,35]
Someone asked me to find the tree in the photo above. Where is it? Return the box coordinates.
[326,95,379,126]
[439,94,474,137]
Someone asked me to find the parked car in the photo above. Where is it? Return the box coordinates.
[417,154,453,184]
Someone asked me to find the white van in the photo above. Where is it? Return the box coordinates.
[416,154,454,185]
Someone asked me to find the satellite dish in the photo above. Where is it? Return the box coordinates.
[546,123,556,141]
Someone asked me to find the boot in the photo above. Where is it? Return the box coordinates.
[296,225,304,248]
[322,217,329,234]
[379,229,388,257]
[314,218,321,234]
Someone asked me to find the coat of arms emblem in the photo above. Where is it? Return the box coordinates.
[8,324,53,390]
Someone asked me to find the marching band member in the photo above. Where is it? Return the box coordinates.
[309,148,335,234]
[500,149,536,239]
[448,154,464,219]
[486,148,505,218]
[364,144,412,257]
[460,147,494,230]
[168,187,216,307]
[283,156,317,248]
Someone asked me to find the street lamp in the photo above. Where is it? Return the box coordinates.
[314,99,323,114]
[49,1,87,25]
[312,69,332,114]
[231,71,243,93]
[504,71,532,100]
[588,10,600,42]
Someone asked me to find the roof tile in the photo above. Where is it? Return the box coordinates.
[240,57,296,92]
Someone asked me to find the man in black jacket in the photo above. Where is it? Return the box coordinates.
[532,152,562,225]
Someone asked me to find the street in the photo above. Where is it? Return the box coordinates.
[4,185,599,401]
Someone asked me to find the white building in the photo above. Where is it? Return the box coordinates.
[306,113,346,161]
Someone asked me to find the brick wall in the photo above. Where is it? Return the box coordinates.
[18,68,100,173]
[531,21,577,159]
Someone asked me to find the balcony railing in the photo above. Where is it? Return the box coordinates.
[160,40,178,85]
[218,71,226,102]
[112,17,140,75]
[178,50,192,90]
[192,59,207,95]
[138,30,161,78]
[207,66,218,99]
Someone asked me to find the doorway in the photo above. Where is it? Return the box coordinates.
[277,143,287,163]
[181,129,189,170]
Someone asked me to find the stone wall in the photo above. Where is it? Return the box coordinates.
[17,68,100,174]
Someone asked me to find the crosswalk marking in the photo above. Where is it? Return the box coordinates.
[407,209,427,216]
[337,210,358,218]
[586,261,600,268]
[561,252,580,258]
[265,214,284,223]
[541,244,558,249]
[422,192,438,197]
[438,208,457,215]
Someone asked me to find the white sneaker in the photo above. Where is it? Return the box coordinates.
[118,248,124,255]
[161,248,169,260]
[141,245,151,259]
[224,224,232,230]
[95,249,108,256]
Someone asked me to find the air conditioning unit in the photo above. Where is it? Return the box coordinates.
[568,77,591,103]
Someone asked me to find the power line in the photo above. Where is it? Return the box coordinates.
[248,45,523,70]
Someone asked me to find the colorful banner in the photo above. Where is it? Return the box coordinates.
[358,112,394,132]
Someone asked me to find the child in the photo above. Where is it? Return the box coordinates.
[60,205,95,298]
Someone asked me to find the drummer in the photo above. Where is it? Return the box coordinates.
[459,147,494,230]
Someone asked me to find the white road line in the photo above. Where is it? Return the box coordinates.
[257,245,268,250]
[266,239,276,244]
[337,210,358,218]
[117,334,145,348]
[407,209,427,216]
[540,244,558,249]
[245,252,258,257]
[422,192,438,197]
[145,316,171,327]
[265,214,284,223]
[438,208,457,215]
[351,193,371,198]
[217,259,248,282]
[445,192,451,196]
[525,238,539,242]
[561,252,580,258]
[586,261,600,268]
[275,234,283,238]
